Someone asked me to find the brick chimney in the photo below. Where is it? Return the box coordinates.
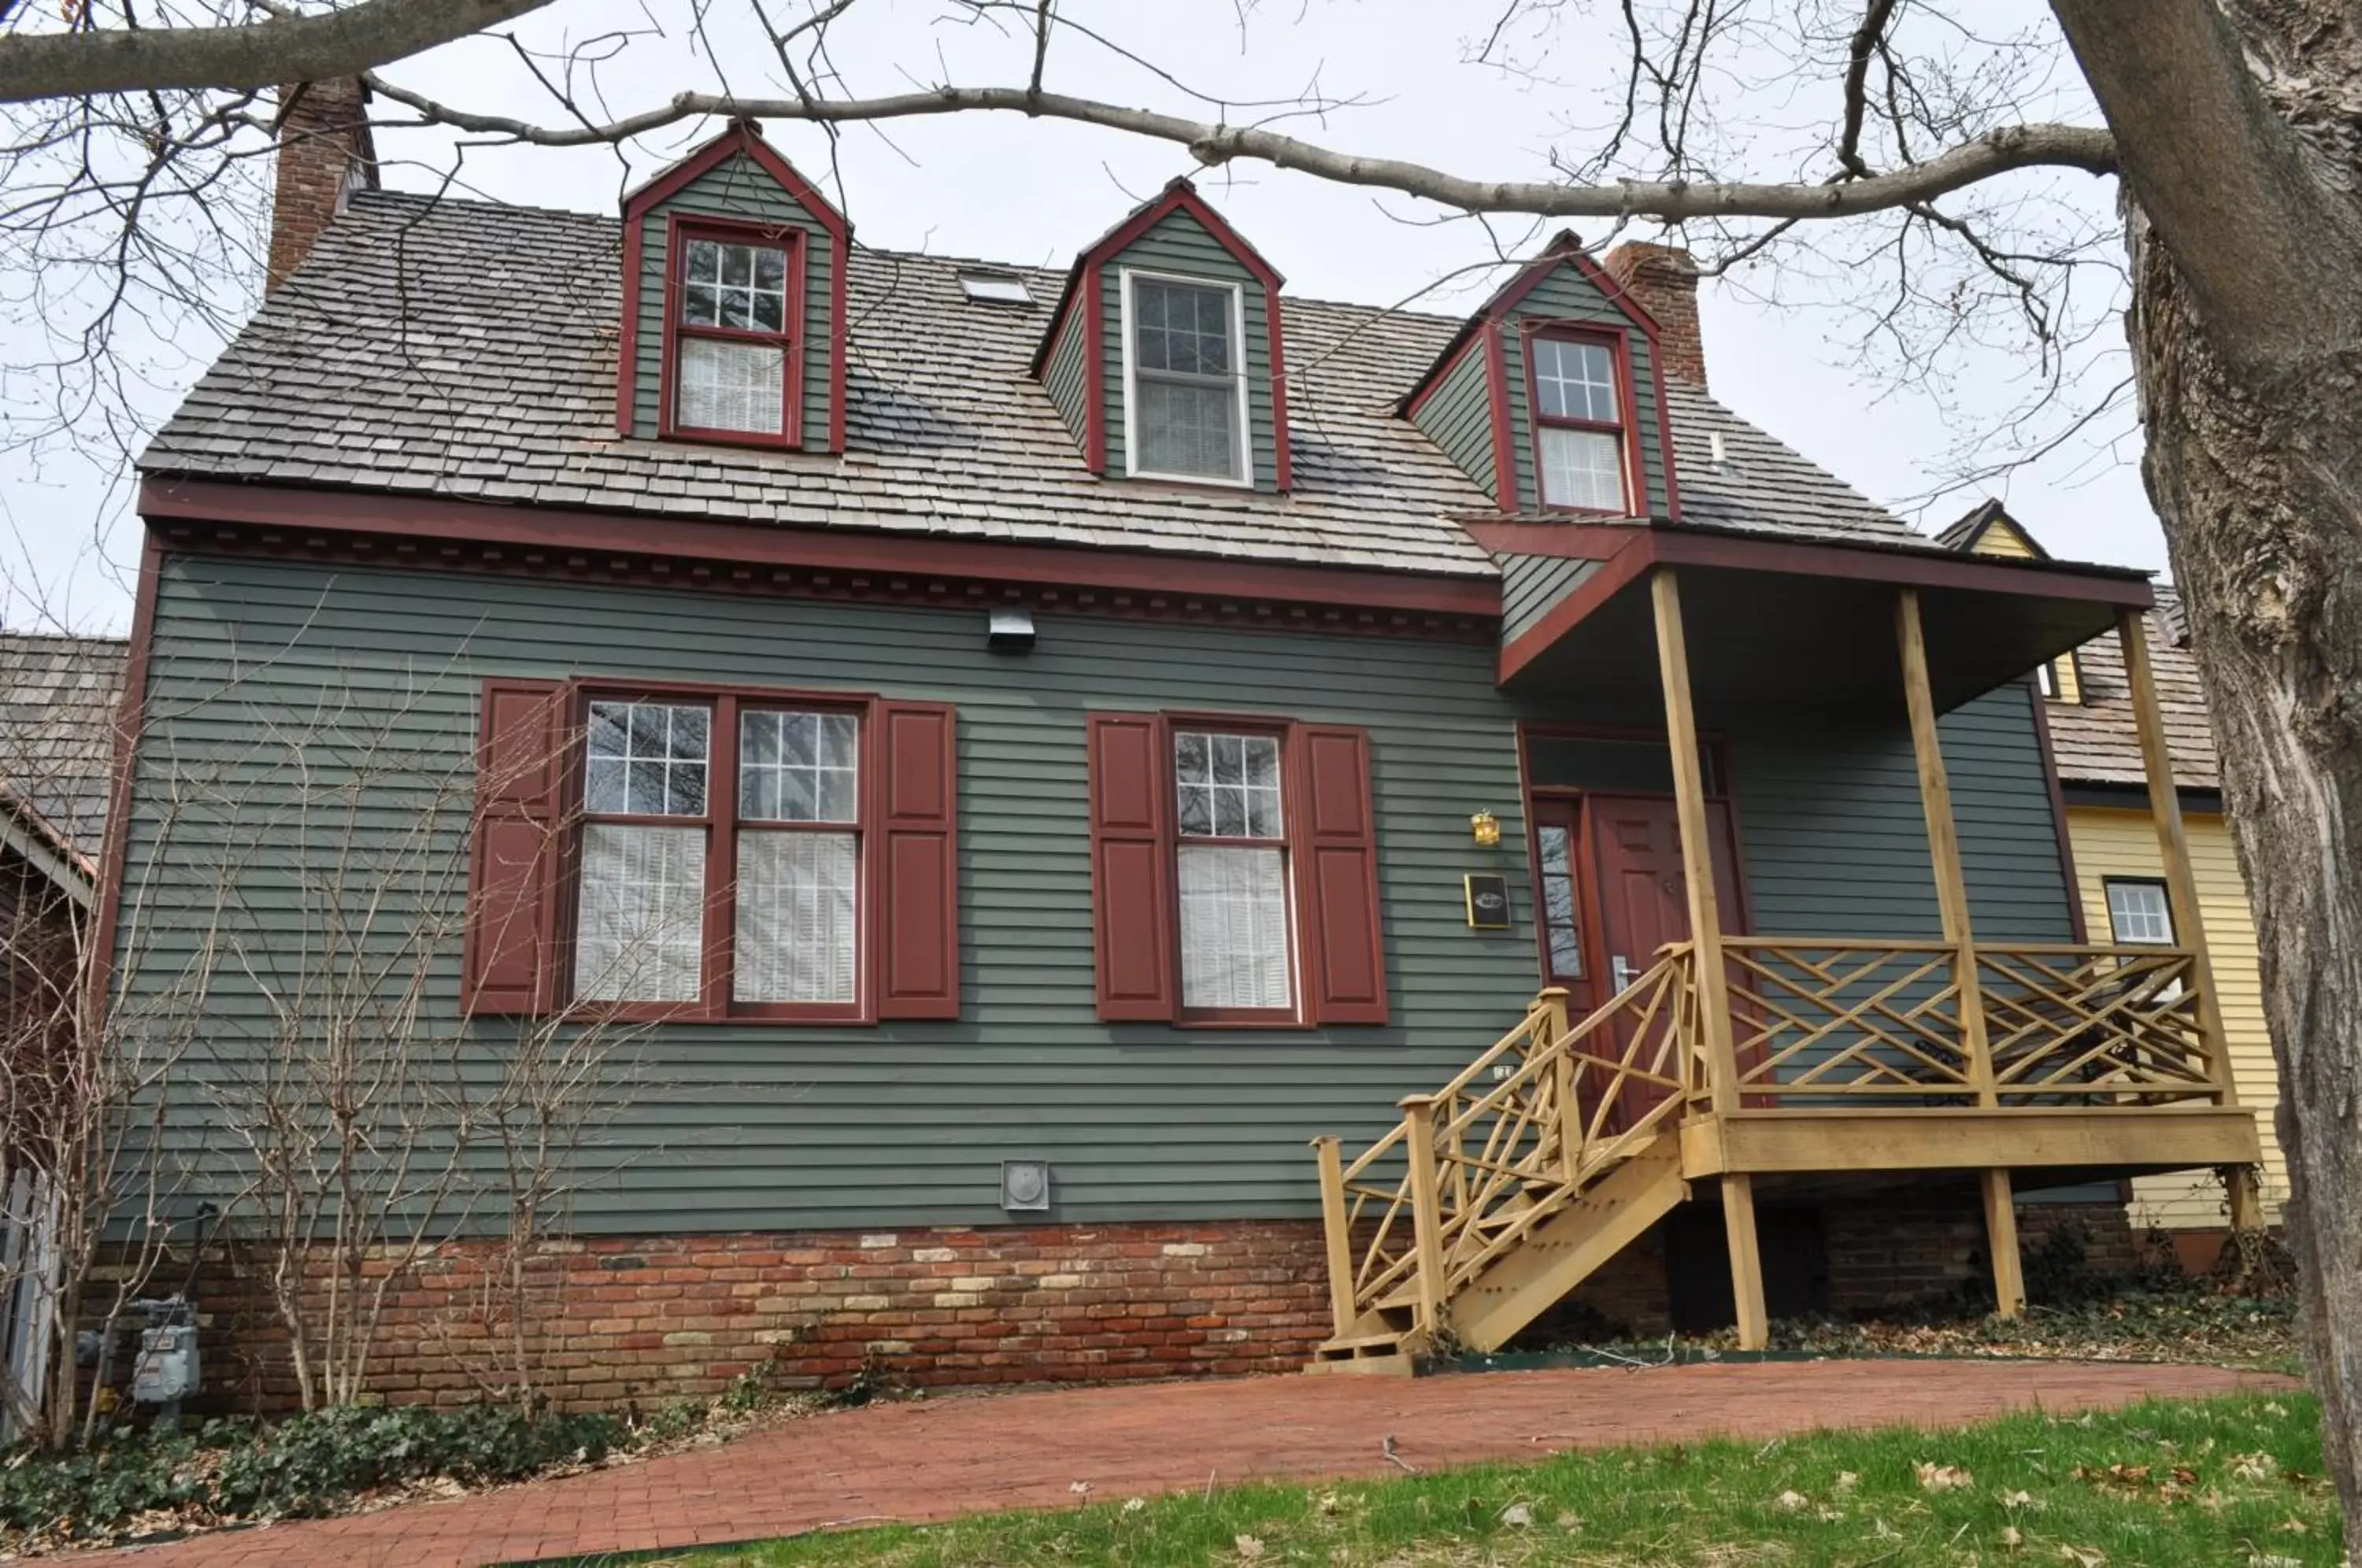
[268,78,377,294]
[1603,242,1705,386]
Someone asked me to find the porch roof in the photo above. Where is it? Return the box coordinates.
[1484,520,2154,716]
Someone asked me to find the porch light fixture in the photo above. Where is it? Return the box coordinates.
[987,608,1037,652]
[1470,809,1501,848]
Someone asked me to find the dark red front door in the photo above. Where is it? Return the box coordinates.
[1585,793,1746,1119]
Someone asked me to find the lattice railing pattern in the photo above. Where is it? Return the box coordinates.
[1725,940,1975,1101]
[1320,954,1691,1340]
[1977,944,2217,1104]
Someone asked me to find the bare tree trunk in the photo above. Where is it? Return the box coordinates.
[2124,219,2362,1525]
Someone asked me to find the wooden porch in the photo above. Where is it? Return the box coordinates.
[1308,561,2264,1372]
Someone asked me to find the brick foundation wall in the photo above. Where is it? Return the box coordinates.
[177,1220,1334,1415]
[149,1193,2142,1414]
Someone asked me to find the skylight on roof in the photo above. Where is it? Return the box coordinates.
[958,270,1034,305]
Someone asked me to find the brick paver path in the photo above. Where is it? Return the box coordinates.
[80,1360,2294,1566]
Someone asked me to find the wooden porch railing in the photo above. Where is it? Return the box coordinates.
[1312,952,1693,1344]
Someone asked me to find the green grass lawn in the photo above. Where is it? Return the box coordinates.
[616,1392,2338,1567]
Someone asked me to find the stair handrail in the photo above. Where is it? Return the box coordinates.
[1312,944,1701,1345]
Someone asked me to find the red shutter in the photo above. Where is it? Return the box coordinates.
[876,701,961,1019]
[461,679,572,1016]
[1293,725,1390,1025]
[1087,712,1177,1021]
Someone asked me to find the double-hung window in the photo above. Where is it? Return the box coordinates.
[573,693,864,1017]
[670,224,796,442]
[1173,728,1294,1015]
[2105,878,2176,947]
[1529,333,1630,513]
[1125,273,1249,483]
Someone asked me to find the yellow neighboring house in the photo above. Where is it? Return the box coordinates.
[1945,501,2284,1247]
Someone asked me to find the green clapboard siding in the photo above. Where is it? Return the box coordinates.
[117,558,2078,1236]
[1499,263,1670,516]
[1498,554,1598,645]
[1409,342,1497,501]
[1097,210,1280,490]
[632,153,836,445]
[1041,305,1089,447]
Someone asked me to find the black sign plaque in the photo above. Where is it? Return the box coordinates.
[1464,873,1512,930]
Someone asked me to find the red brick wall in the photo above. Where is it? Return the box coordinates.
[186,1220,1335,1414]
[268,79,376,293]
[1825,1195,2138,1315]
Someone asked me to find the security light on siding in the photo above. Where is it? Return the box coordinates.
[1470,809,1502,848]
[1001,1159,1052,1212]
[958,270,1035,306]
[987,608,1037,652]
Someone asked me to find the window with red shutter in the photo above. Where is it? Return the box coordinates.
[461,680,959,1023]
[1086,711,1388,1026]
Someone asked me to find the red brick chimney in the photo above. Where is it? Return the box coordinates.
[1603,242,1705,386]
[268,78,378,294]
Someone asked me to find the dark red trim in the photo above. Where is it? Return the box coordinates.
[1082,257,1107,474]
[2027,676,2090,944]
[83,531,164,1047]
[1495,535,1655,683]
[620,123,852,247]
[656,215,805,451]
[827,224,848,454]
[1517,322,1645,518]
[1266,276,1294,493]
[616,218,643,435]
[1398,234,1664,419]
[1482,321,1517,514]
[138,478,1501,622]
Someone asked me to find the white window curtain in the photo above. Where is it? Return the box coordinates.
[576,824,706,1001]
[679,338,785,434]
[1178,845,1291,1010]
[734,831,859,1004]
[1538,425,1624,511]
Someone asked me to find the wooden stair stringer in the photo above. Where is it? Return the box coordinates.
[1446,1133,1689,1354]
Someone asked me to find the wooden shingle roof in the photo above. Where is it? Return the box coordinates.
[143,190,1925,576]
[0,634,126,869]
[2046,587,2222,790]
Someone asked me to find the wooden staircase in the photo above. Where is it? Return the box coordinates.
[1306,960,1699,1374]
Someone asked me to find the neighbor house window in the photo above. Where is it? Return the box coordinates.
[1529,333,1628,512]
[1174,728,1292,1013]
[1126,272,1248,483]
[574,693,862,1015]
[672,227,794,441]
[2105,878,2176,946]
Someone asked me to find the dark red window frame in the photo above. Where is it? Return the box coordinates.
[568,679,873,1025]
[1521,324,1642,517]
[657,214,806,451]
[1168,712,1302,1026]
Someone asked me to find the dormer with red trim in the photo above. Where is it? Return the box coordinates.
[1030,179,1292,493]
[616,122,851,453]
[1401,234,1680,520]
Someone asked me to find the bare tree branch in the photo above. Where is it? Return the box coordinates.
[0,0,563,104]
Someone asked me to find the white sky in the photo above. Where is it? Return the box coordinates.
[0,0,2162,636]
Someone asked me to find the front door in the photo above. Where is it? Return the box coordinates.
[1585,793,1746,1119]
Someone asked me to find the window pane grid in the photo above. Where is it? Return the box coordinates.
[586,701,709,816]
[741,709,859,823]
[1532,338,1620,423]
[2106,881,2176,945]
[1132,277,1242,479]
[1175,730,1283,841]
[681,239,788,334]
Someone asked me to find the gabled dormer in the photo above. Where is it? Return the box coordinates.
[1030,179,1292,492]
[1402,234,1679,520]
[1943,500,2084,701]
[616,121,851,452]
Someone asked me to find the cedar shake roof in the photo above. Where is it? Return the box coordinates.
[143,190,1922,575]
[0,634,127,868]
[2046,586,2222,791]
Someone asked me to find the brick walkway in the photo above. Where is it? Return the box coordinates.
[80,1360,2293,1567]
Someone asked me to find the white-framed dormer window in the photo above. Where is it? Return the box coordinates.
[1121,269,1251,486]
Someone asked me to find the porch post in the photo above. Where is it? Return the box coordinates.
[1897,588,2022,1318]
[1312,1136,1359,1339]
[2117,608,2260,1233]
[1649,567,1766,1351]
[1894,587,1997,1108]
[1648,568,1738,1111]
[1401,1095,1448,1341]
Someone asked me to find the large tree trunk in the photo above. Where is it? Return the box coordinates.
[2053,0,2362,1533]
[2126,219,2362,1516]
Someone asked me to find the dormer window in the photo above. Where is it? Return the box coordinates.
[669,224,797,442]
[1530,333,1627,512]
[1124,272,1249,485]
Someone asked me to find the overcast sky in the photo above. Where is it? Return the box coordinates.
[0,0,2159,636]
